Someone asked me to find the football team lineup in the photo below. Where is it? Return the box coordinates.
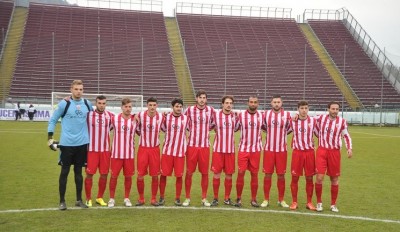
[46,82,354,213]
[1,1,399,230]
[1,114,399,230]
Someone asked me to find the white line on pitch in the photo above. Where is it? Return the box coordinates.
[353,137,393,139]
[0,206,399,224]
[352,131,400,138]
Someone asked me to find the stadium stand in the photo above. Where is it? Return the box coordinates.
[0,0,14,55]
[308,20,400,108]
[10,3,179,104]
[176,13,345,109]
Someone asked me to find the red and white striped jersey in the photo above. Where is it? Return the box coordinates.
[87,110,114,152]
[235,110,263,152]
[316,114,352,150]
[212,110,236,153]
[136,111,163,147]
[111,113,137,159]
[291,116,318,151]
[263,109,292,152]
[161,114,189,157]
[185,105,214,148]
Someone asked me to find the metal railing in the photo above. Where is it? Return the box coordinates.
[176,2,292,19]
[17,0,163,12]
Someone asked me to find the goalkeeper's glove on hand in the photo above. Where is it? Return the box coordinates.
[47,139,59,151]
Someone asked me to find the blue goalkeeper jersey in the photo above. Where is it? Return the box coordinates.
[48,98,93,146]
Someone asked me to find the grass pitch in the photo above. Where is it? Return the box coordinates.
[0,121,399,231]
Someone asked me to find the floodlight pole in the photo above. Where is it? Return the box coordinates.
[141,37,144,96]
[264,43,268,109]
[97,34,100,94]
[303,44,307,100]
[52,32,55,93]
[224,41,227,95]
[97,10,100,94]
[342,44,346,117]
[379,47,385,127]
[1,28,3,104]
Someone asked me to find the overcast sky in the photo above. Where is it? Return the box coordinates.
[161,0,400,65]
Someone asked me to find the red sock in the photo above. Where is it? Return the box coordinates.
[331,184,339,205]
[159,175,167,198]
[124,176,132,199]
[201,174,209,199]
[213,177,220,199]
[137,178,145,201]
[224,178,232,200]
[151,176,158,201]
[291,176,299,203]
[315,183,323,203]
[263,176,272,200]
[305,178,314,203]
[109,177,117,199]
[97,176,107,199]
[176,176,182,199]
[236,172,245,199]
[85,177,92,200]
[185,174,192,199]
[277,177,286,202]
[250,173,258,201]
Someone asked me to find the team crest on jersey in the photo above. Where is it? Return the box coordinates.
[76,105,81,110]
[308,123,312,129]
[223,121,232,127]
[171,123,182,130]
[281,116,285,121]
[121,125,130,131]
[147,123,156,130]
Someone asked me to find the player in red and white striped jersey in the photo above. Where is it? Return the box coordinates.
[210,96,236,206]
[289,101,318,211]
[234,96,263,207]
[261,95,292,208]
[107,98,137,208]
[135,97,164,207]
[159,98,189,206]
[314,101,352,213]
[183,90,215,207]
[84,95,114,207]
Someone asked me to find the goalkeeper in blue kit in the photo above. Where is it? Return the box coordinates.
[47,80,93,210]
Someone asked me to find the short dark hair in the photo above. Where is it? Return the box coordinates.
[328,101,340,109]
[171,98,183,106]
[147,97,157,104]
[196,89,207,98]
[272,95,282,100]
[297,100,308,108]
[222,95,234,104]
[96,95,106,101]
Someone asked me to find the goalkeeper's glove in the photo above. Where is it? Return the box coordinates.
[47,139,59,151]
